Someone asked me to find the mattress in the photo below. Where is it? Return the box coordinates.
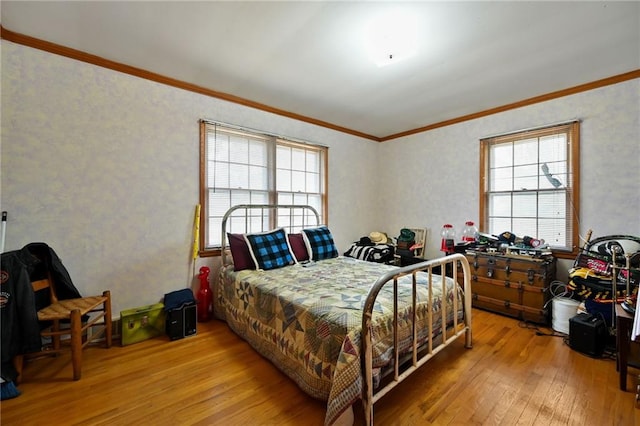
[216,256,462,425]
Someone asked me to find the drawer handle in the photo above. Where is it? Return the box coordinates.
[528,269,535,283]
[487,268,494,278]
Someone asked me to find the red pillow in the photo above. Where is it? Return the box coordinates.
[288,233,309,262]
[227,233,255,271]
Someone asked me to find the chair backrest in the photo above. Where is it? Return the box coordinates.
[407,228,427,258]
[31,277,58,305]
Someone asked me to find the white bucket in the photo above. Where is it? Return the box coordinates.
[552,297,580,334]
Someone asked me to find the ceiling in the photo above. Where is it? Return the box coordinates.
[1,1,639,141]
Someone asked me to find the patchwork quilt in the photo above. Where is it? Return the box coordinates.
[216,257,462,425]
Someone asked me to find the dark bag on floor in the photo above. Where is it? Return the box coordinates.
[164,289,197,340]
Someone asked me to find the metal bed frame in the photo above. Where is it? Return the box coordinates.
[361,254,472,425]
[220,203,321,267]
[219,204,473,425]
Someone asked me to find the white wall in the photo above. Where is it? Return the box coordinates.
[2,41,639,313]
[379,79,640,280]
[1,41,381,314]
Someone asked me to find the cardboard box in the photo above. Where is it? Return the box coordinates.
[120,303,165,346]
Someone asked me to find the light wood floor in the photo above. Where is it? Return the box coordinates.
[2,308,639,425]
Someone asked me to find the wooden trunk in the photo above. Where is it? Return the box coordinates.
[459,251,556,324]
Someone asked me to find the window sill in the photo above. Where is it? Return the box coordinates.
[199,248,221,258]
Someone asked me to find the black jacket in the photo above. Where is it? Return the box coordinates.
[0,243,82,382]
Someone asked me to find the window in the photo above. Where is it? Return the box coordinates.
[480,121,580,257]
[199,120,327,254]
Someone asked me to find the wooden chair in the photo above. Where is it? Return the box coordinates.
[13,274,112,382]
[407,227,427,258]
[393,227,428,266]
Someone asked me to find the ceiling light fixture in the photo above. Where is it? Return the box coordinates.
[365,10,418,67]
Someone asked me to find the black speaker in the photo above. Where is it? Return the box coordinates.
[166,303,197,340]
[164,289,197,341]
[569,313,607,357]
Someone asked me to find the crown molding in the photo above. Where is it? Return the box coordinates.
[0,26,381,142]
[3,25,638,143]
[380,69,640,142]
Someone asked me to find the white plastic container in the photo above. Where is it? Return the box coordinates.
[552,297,580,334]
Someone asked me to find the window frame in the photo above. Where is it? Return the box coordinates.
[479,121,580,259]
[198,120,328,257]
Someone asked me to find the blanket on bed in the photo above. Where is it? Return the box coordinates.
[217,257,460,425]
[343,243,395,264]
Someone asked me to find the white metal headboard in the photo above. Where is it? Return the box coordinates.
[220,204,321,266]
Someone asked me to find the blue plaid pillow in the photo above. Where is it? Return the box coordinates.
[302,226,338,261]
[244,228,296,271]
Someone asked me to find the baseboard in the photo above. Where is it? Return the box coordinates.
[111,317,122,340]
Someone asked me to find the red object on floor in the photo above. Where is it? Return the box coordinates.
[197,266,212,322]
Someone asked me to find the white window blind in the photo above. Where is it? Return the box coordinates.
[200,121,327,250]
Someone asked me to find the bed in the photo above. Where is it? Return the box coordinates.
[215,204,472,425]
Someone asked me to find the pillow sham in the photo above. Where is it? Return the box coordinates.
[244,228,297,271]
[227,233,256,271]
[302,226,339,261]
[288,233,309,262]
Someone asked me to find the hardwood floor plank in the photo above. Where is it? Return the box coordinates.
[1,308,638,425]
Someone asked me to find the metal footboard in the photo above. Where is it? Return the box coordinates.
[360,253,472,425]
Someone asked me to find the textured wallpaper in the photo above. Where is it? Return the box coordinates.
[377,79,640,279]
[2,40,638,313]
[1,41,379,315]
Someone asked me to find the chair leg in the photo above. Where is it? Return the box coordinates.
[12,355,24,384]
[103,290,112,348]
[70,309,82,381]
[52,319,61,351]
